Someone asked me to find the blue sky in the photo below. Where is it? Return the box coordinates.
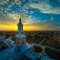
[0,0,60,31]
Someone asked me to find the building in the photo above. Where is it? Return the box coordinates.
[15,17,26,48]
[0,17,54,60]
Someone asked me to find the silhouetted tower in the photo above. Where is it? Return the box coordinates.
[16,17,26,48]
[18,17,23,34]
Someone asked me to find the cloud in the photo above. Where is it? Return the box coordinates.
[58,0,60,2]
[0,0,22,14]
[0,13,19,25]
[7,13,19,20]
[30,11,34,14]
[10,0,21,5]
[22,0,25,2]
[30,1,60,14]
[0,5,3,13]
[21,4,29,14]
[0,0,60,31]
[0,0,60,14]
[0,13,33,26]
[0,0,9,5]
[0,13,60,31]
[50,17,54,21]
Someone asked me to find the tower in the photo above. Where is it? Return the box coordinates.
[18,17,23,34]
[15,17,26,48]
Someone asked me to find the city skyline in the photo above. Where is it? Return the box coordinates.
[0,0,60,31]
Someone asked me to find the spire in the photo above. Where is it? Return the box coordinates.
[19,16,22,23]
[18,16,23,32]
[18,16,22,25]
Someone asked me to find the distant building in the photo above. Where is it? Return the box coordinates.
[0,17,54,60]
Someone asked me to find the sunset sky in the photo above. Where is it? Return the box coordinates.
[0,0,60,31]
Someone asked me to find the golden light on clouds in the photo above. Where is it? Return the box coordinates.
[23,26,48,31]
[0,24,17,31]
[0,13,60,31]
[23,26,39,31]
[0,24,48,31]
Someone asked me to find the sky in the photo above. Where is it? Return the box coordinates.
[0,0,60,31]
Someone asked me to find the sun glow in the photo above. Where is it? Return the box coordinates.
[0,24,17,31]
[0,24,49,31]
[0,24,40,31]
